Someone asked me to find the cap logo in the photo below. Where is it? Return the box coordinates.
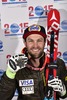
[28,24,41,32]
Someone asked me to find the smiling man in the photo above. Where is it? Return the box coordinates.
[0,24,67,100]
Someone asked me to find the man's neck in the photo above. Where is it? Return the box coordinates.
[31,58,40,68]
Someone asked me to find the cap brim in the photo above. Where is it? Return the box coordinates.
[23,31,46,39]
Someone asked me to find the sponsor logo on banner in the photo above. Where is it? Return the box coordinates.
[54,0,66,1]
[0,69,4,80]
[35,6,44,16]
[4,22,28,36]
[61,20,67,32]
[19,79,34,94]
[0,40,3,52]
[62,51,67,70]
[63,51,67,62]
[2,0,27,5]
[28,5,53,19]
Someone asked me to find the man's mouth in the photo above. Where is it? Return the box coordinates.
[32,49,39,52]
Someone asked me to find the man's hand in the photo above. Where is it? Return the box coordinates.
[48,76,66,96]
[8,54,28,72]
[6,54,28,79]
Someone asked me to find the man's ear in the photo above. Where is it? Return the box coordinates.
[44,38,46,47]
[23,39,26,46]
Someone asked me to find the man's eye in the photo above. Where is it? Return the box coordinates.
[37,39,43,42]
[28,40,33,42]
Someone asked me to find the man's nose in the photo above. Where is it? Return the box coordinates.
[33,42,38,48]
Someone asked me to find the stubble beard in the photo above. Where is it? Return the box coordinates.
[28,50,44,59]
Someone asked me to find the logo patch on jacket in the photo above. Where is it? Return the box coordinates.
[19,79,34,94]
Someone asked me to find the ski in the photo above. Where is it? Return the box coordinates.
[44,9,60,100]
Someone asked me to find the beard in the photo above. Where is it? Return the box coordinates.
[28,49,44,59]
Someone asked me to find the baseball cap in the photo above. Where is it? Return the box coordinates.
[23,24,46,39]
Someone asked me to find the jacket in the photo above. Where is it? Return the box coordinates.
[0,54,67,100]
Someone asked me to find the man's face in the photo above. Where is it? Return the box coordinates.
[24,34,46,59]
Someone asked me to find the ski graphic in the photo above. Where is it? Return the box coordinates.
[47,8,60,63]
[44,9,60,100]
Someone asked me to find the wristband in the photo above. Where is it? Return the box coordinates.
[6,68,16,79]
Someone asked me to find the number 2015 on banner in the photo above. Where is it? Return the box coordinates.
[29,5,53,17]
[4,23,28,34]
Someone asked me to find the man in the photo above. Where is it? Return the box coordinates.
[0,24,67,100]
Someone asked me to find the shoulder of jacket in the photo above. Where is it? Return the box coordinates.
[56,58,65,68]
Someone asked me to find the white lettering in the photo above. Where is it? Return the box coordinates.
[51,22,59,31]
[19,79,34,86]
[47,21,59,58]
[48,21,59,33]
